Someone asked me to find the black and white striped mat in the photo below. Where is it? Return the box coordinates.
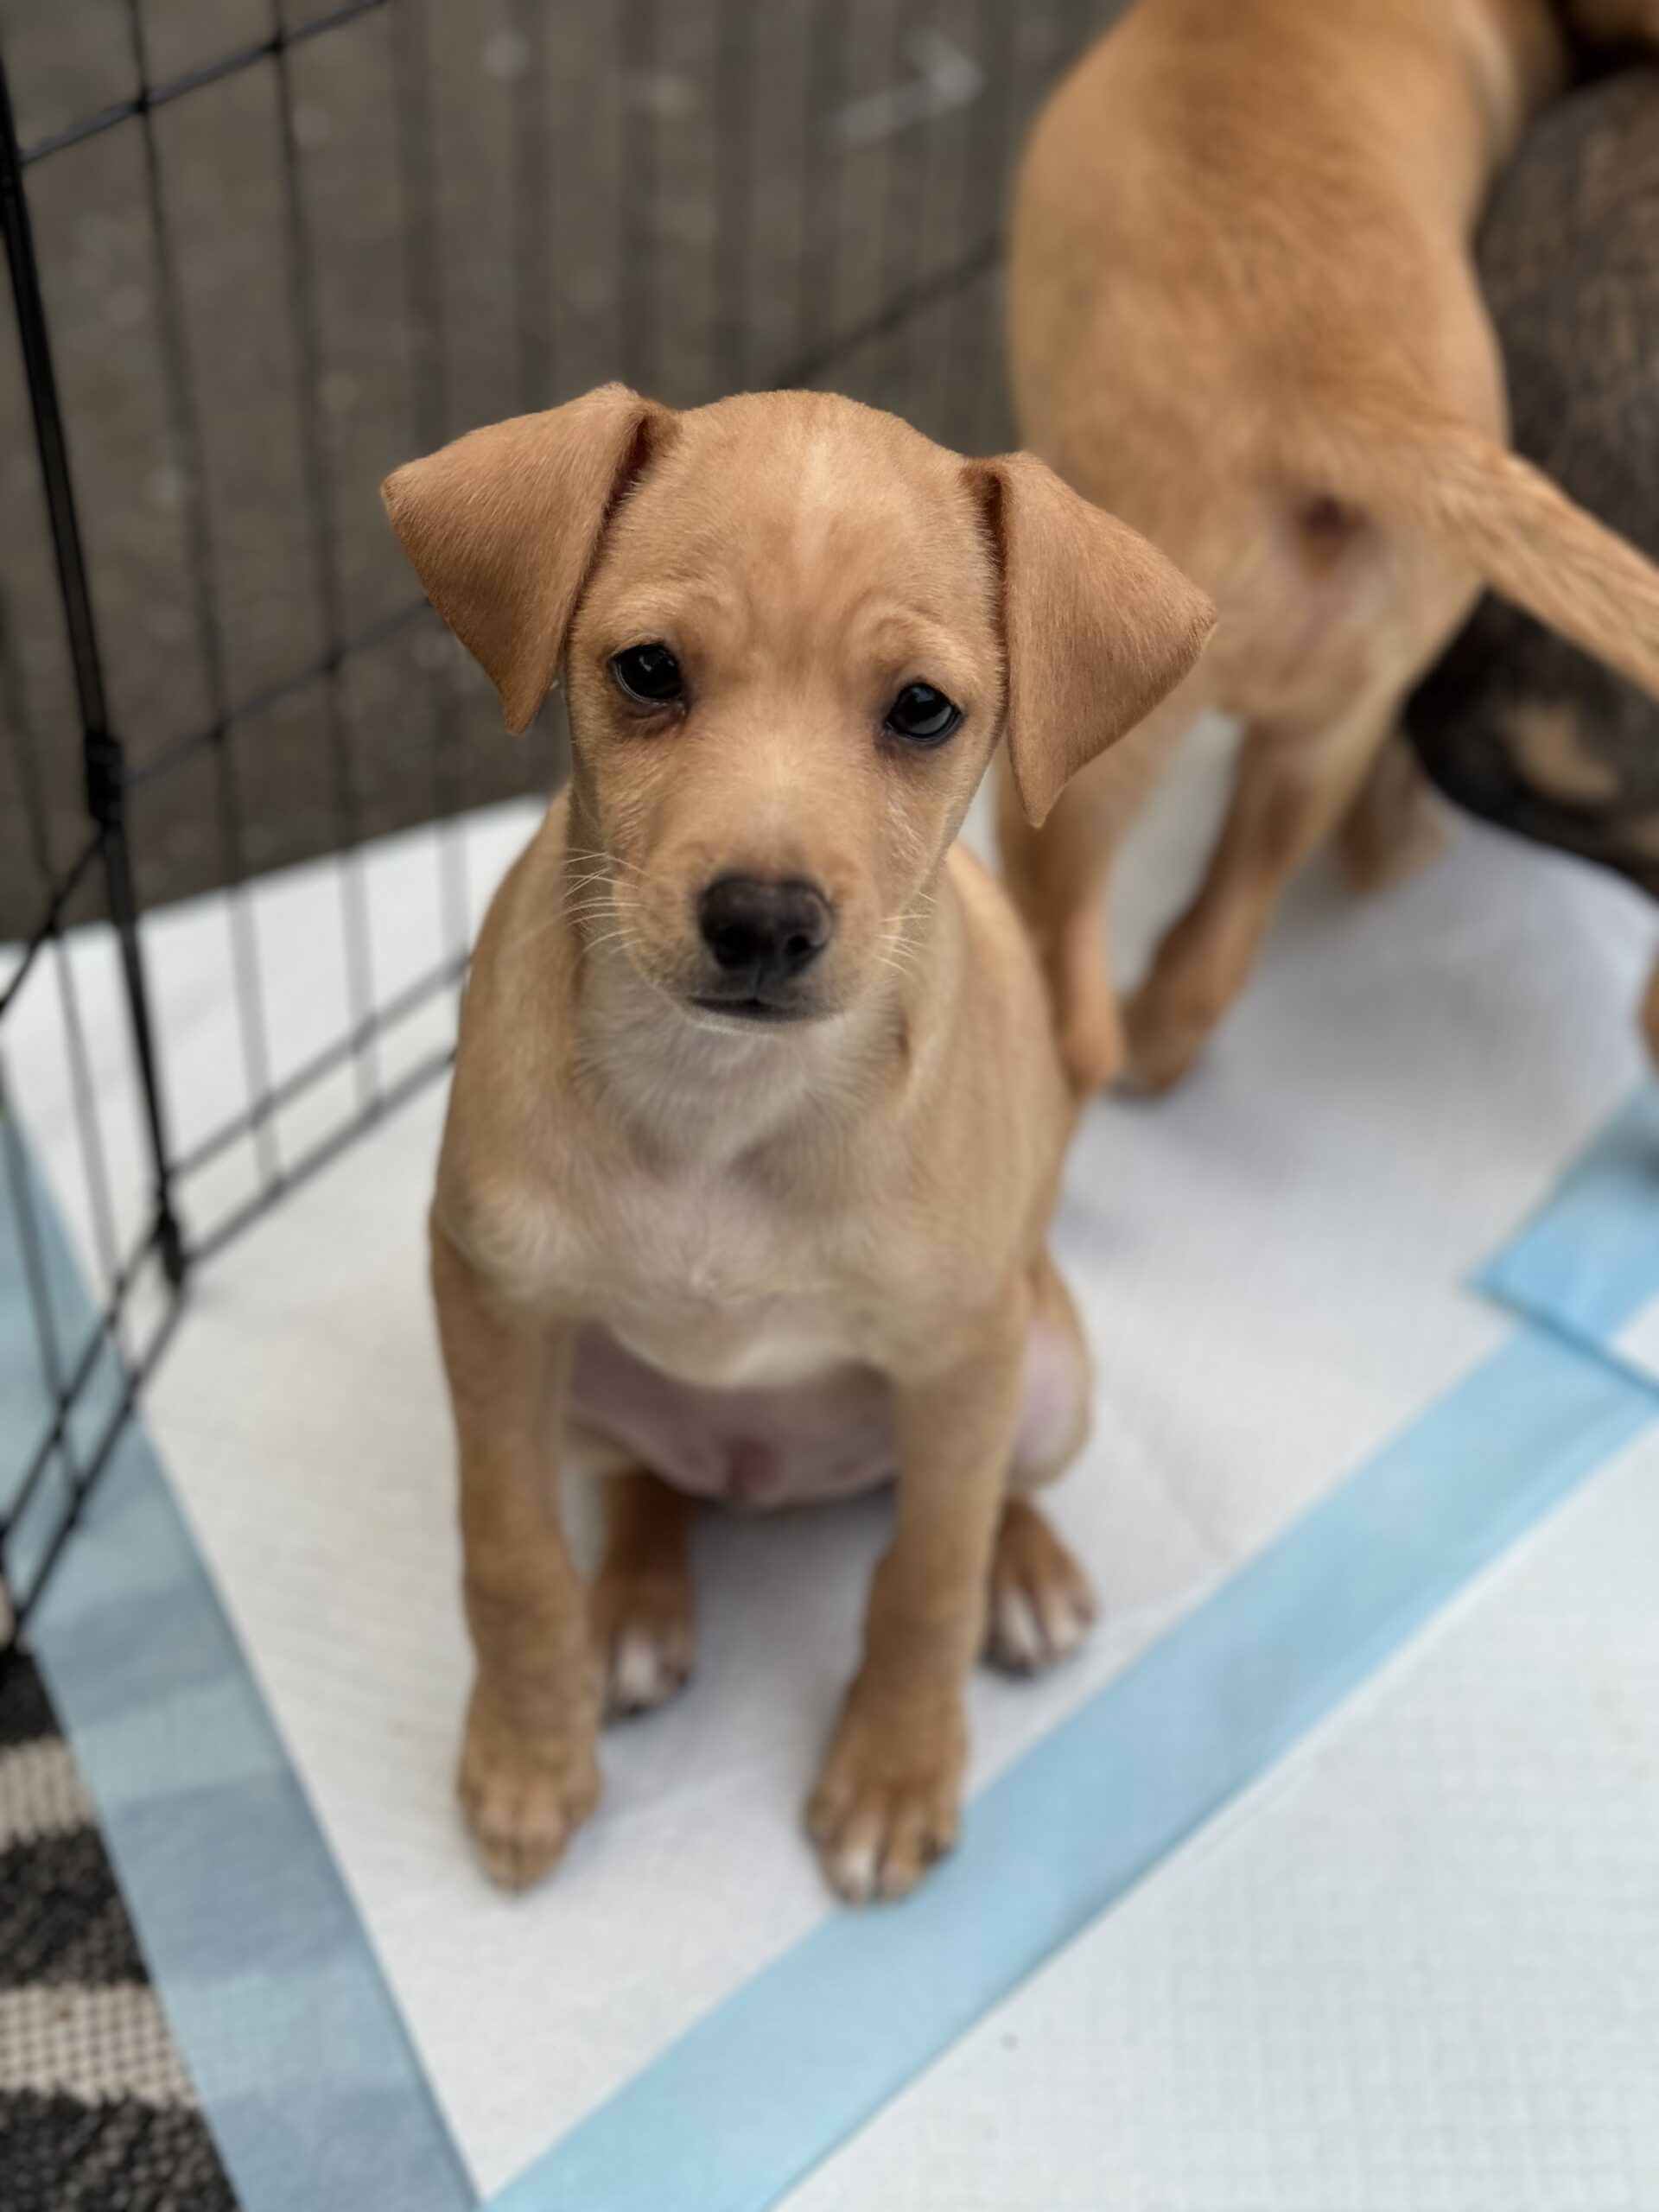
[0,1650,236,2211]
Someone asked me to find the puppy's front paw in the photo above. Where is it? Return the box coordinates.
[986,1498,1096,1674]
[458,1680,601,1891]
[590,1567,696,1719]
[807,1694,965,1904]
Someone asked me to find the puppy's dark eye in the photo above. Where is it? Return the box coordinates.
[610,642,683,707]
[884,682,963,747]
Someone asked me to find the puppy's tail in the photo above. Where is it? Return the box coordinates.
[1297,360,1659,697]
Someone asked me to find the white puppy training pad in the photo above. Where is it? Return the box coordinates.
[786,1417,1659,2212]
[5,728,1658,2209]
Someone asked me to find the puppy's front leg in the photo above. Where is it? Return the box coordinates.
[432,1219,599,1889]
[809,1287,1028,1903]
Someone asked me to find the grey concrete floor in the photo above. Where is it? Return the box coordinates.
[1,0,1108,937]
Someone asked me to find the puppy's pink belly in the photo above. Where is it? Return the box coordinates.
[569,1325,897,1509]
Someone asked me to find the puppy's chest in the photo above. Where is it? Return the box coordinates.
[478,1164,868,1388]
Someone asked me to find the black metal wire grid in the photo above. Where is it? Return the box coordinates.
[0,0,1109,1660]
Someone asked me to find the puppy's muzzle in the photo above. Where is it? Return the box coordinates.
[693,874,834,1019]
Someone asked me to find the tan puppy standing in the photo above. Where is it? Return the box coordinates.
[383,386,1213,1902]
[1005,0,1659,1095]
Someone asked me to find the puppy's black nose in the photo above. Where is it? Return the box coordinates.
[698,875,833,989]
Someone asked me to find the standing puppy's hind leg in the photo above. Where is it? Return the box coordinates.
[1125,690,1402,1090]
[997,753,1122,1092]
[1338,732,1451,894]
[997,697,1189,1094]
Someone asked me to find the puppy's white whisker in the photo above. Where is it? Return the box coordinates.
[564,845,649,882]
[504,887,640,959]
[560,892,632,918]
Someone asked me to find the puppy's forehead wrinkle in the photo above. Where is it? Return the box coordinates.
[601,575,747,645]
[616,396,990,619]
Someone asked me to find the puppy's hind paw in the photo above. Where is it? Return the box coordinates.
[985,1497,1096,1675]
[590,1568,696,1719]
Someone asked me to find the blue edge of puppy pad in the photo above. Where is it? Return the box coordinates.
[0,1147,472,2212]
[2,1088,1656,2212]
[1479,1084,1659,1377]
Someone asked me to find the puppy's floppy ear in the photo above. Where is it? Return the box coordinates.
[382,384,671,734]
[968,452,1215,827]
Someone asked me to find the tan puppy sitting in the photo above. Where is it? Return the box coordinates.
[1004,0,1659,1096]
[382,386,1213,1902]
